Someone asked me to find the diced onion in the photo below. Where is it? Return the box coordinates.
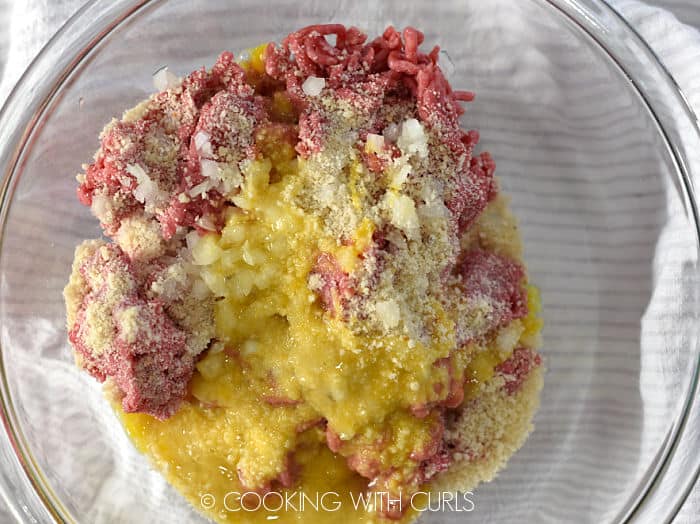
[365,133,385,154]
[383,123,400,143]
[388,192,420,236]
[185,230,200,252]
[389,161,411,190]
[189,179,215,198]
[397,118,428,159]
[302,76,325,96]
[196,215,218,231]
[242,339,258,355]
[152,67,180,91]
[418,184,448,219]
[194,131,214,157]
[126,163,168,207]
[200,159,220,179]
[375,299,401,329]
[218,164,243,194]
[316,183,336,207]
[192,278,211,300]
[199,159,243,195]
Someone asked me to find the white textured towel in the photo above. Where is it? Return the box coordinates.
[0,1,698,523]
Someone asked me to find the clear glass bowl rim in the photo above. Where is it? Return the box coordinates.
[0,0,698,522]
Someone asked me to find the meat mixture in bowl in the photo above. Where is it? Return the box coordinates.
[64,24,544,523]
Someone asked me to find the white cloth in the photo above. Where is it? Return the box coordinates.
[0,1,697,523]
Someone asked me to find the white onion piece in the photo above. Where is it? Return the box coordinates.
[316,182,336,206]
[218,164,243,194]
[185,230,200,252]
[418,183,447,219]
[126,163,167,207]
[375,299,401,329]
[196,215,217,231]
[302,76,325,96]
[389,193,420,236]
[191,278,211,300]
[397,118,428,159]
[365,133,385,154]
[152,67,180,91]
[200,159,220,179]
[194,131,214,157]
[189,179,216,198]
[390,162,411,189]
[383,123,400,143]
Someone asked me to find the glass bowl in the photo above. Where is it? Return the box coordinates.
[0,0,698,522]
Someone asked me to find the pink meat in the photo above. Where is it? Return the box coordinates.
[326,412,449,521]
[295,109,329,158]
[446,151,497,233]
[309,252,353,317]
[456,249,528,345]
[78,52,251,240]
[325,426,343,453]
[411,355,466,418]
[263,395,302,407]
[160,82,267,238]
[264,24,471,154]
[111,300,192,416]
[194,89,266,160]
[265,24,494,241]
[68,243,193,419]
[495,347,542,395]
[417,446,452,483]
